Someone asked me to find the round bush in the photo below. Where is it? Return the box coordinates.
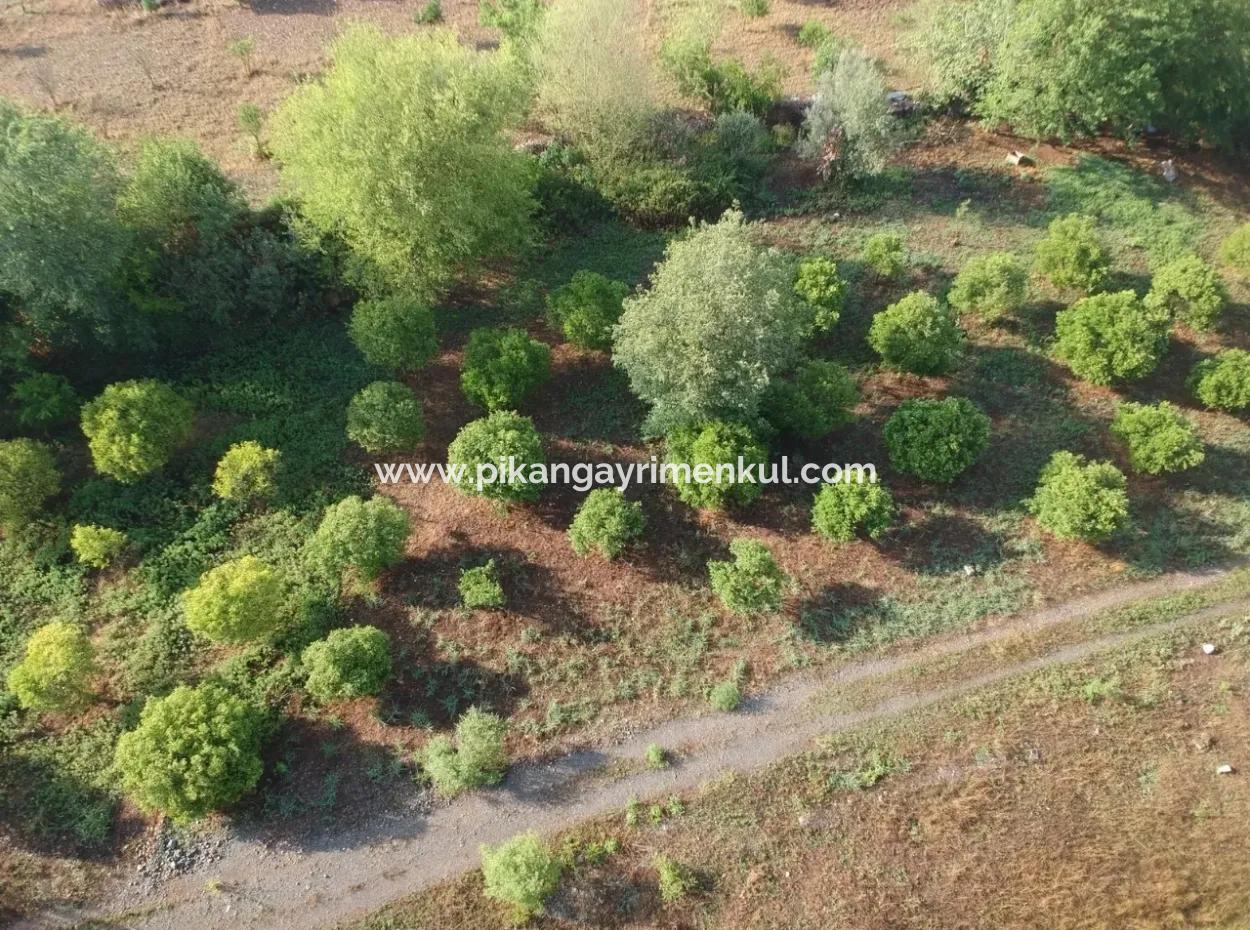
[11,372,79,429]
[1053,291,1170,385]
[0,438,60,530]
[1034,215,1109,292]
[1190,349,1250,412]
[307,495,411,581]
[947,252,1028,321]
[708,538,787,614]
[1219,222,1250,275]
[346,381,425,453]
[114,681,264,822]
[480,832,563,922]
[811,479,895,543]
[348,297,438,372]
[1144,254,1228,331]
[460,327,552,411]
[568,488,645,559]
[1027,451,1129,542]
[183,555,286,644]
[301,625,392,702]
[545,271,629,350]
[1111,401,1205,475]
[763,360,858,439]
[80,379,194,483]
[864,231,906,278]
[447,411,546,504]
[212,441,281,502]
[420,707,508,796]
[70,523,127,569]
[459,560,505,609]
[793,257,847,332]
[666,421,768,510]
[884,397,991,483]
[6,620,94,712]
[868,291,963,375]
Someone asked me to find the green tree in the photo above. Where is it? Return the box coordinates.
[70,523,127,569]
[1027,450,1128,541]
[212,441,281,502]
[909,0,1017,107]
[811,479,894,543]
[545,271,629,350]
[0,438,60,530]
[1189,349,1250,411]
[301,625,392,701]
[666,421,768,510]
[348,297,439,372]
[568,489,645,559]
[269,26,532,297]
[80,380,194,482]
[114,682,265,822]
[1034,214,1109,292]
[7,621,94,713]
[447,411,546,504]
[868,291,963,375]
[947,252,1028,321]
[1111,401,1205,475]
[420,707,508,796]
[460,328,552,411]
[11,373,79,429]
[708,538,787,614]
[306,495,411,582]
[762,359,858,439]
[480,831,563,921]
[884,397,990,483]
[183,555,285,643]
[1144,254,1228,331]
[1053,291,1170,385]
[346,381,425,452]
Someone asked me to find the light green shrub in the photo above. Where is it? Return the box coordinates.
[1219,223,1250,275]
[811,479,894,542]
[301,625,392,701]
[183,555,285,644]
[1111,401,1205,475]
[420,707,508,796]
[212,441,281,502]
[568,489,645,559]
[1144,254,1228,331]
[306,495,410,581]
[884,397,990,483]
[0,438,60,530]
[11,373,79,429]
[1027,450,1129,541]
[459,560,505,610]
[546,271,628,350]
[1052,291,1170,385]
[480,831,563,921]
[348,297,439,372]
[863,231,906,278]
[347,381,425,453]
[655,853,697,902]
[447,412,546,505]
[70,524,127,569]
[1034,215,1109,292]
[80,380,193,483]
[868,291,962,375]
[947,252,1027,320]
[708,538,786,614]
[461,328,552,411]
[665,421,768,510]
[7,621,94,713]
[793,257,846,332]
[1190,349,1250,411]
[763,360,858,439]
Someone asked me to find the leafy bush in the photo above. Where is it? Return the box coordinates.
[114,681,265,822]
[480,831,563,921]
[0,439,60,530]
[707,678,742,711]
[70,524,127,569]
[1144,254,1228,331]
[461,328,552,411]
[7,621,94,713]
[301,625,392,701]
[420,707,508,796]
[347,381,425,453]
[212,441,281,502]
[12,373,79,429]
[662,37,783,117]
[1190,349,1250,411]
[863,231,906,278]
[447,412,546,505]
[868,291,963,375]
[1219,223,1250,275]
[884,397,991,483]
[1053,291,1170,385]
[414,0,441,23]
[479,0,544,43]
[708,538,786,614]
[614,209,808,433]
[908,0,1016,107]
[947,252,1027,321]
[811,479,894,542]
[306,495,410,582]
[1111,401,1205,475]
[568,489,645,559]
[799,48,896,180]
[348,297,439,373]
[740,0,769,16]
[666,421,768,510]
[793,257,846,332]
[80,380,194,483]
[546,271,629,350]
[797,20,832,49]
[763,360,858,439]
[1027,450,1129,541]
[459,560,505,609]
[1033,214,1109,292]
[655,853,697,902]
[183,555,285,644]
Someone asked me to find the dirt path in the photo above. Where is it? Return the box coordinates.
[22,568,1249,930]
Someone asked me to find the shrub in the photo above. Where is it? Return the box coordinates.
[614,209,808,433]
[420,707,508,795]
[80,380,193,483]
[461,328,552,411]
[414,0,442,23]
[811,479,894,543]
[1219,223,1250,275]
[708,538,786,614]
[707,678,742,711]
[546,271,628,350]
[447,411,546,505]
[7,621,94,713]
[763,360,858,439]
[661,37,783,117]
[884,397,990,483]
[1190,349,1250,411]
[1034,215,1109,292]
[301,625,392,701]
[1111,401,1205,475]
[269,26,531,297]
[568,489,645,559]
[459,560,505,609]
[479,0,544,43]
[348,297,439,372]
[212,441,281,502]
[666,421,768,510]
[114,682,264,822]
[947,252,1027,321]
[1027,451,1129,541]
[480,832,563,921]
[799,48,896,180]
[183,555,285,644]
[12,373,79,429]
[1052,291,1170,385]
[868,291,963,375]
[908,0,1016,107]
[740,0,768,17]
[70,523,127,569]
[347,381,425,453]
[793,257,846,332]
[655,854,697,903]
[0,439,60,530]
[307,495,410,581]
[1144,254,1228,331]
[863,232,905,278]
[645,743,668,769]
[797,20,832,49]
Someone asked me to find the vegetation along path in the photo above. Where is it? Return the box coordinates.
[31,567,1250,930]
